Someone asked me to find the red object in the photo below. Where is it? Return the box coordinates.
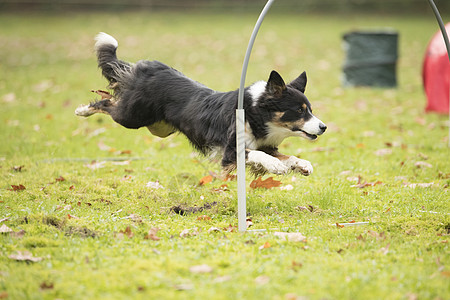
[423,23,450,114]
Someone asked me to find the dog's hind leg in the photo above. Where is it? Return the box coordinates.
[75,99,116,117]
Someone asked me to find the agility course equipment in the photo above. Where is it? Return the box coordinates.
[236,0,449,232]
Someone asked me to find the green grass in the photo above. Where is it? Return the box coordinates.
[1,11,449,300]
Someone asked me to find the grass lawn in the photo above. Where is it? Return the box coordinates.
[0,11,449,300]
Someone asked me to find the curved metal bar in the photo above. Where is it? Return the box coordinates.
[236,0,275,232]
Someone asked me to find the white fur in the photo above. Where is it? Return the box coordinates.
[303,115,325,135]
[247,150,288,175]
[249,81,266,107]
[75,104,94,117]
[95,32,118,50]
[282,156,313,176]
[264,122,294,146]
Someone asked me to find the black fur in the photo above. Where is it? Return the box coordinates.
[77,33,326,175]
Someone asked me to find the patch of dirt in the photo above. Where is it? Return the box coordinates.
[65,226,98,238]
[170,201,217,216]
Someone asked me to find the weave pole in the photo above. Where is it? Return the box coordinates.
[237,0,275,232]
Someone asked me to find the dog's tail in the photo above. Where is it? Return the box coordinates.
[94,32,131,84]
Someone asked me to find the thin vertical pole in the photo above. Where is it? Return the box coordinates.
[237,0,275,232]
[427,0,450,147]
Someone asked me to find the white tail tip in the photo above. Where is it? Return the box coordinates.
[95,32,118,50]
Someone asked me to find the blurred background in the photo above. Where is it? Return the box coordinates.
[1,0,449,13]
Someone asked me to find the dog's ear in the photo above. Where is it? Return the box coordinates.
[266,70,286,97]
[289,71,307,93]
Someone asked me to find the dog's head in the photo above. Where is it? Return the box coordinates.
[249,70,326,145]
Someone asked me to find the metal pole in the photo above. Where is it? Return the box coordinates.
[427,0,450,147]
[236,0,275,232]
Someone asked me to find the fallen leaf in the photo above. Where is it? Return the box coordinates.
[291,261,303,271]
[415,161,432,169]
[120,226,134,238]
[259,242,271,250]
[199,175,213,186]
[189,264,213,274]
[123,214,142,223]
[55,176,65,182]
[11,165,24,172]
[0,224,13,233]
[67,214,79,220]
[368,230,386,240]
[144,228,160,240]
[336,223,345,228]
[254,275,270,285]
[250,177,282,189]
[146,181,164,189]
[97,141,112,151]
[119,149,132,155]
[274,232,306,242]
[180,227,199,238]
[197,215,211,221]
[223,224,237,232]
[211,184,229,193]
[223,174,237,181]
[406,183,434,188]
[40,282,54,290]
[9,251,43,262]
[279,184,294,191]
[374,148,392,156]
[351,178,383,189]
[8,184,26,191]
[207,227,221,233]
[85,161,106,170]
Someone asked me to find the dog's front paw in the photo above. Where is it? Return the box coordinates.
[284,156,313,176]
[247,151,289,175]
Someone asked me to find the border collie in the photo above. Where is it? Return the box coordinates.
[75,33,326,176]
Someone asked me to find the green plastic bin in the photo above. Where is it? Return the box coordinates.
[342,30,399,87]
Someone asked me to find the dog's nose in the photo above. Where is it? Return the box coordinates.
[319,123,327,133]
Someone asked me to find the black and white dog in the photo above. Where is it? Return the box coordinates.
[75,33,326,175]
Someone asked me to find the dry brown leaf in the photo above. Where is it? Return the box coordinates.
[11,165,24,172]
[250,177,282,189]
[223,224,237,232]
[199,175,213,186]
[67,214,79,220]
[144,228,160,241]
[8,184,26,191]
[197,215,211,221]
[259,242,271,250]
[120,226,134,238]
